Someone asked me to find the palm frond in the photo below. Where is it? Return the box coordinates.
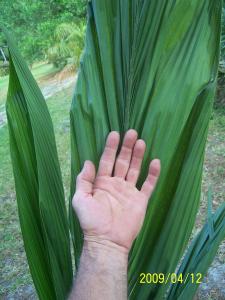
[69,1,222,299]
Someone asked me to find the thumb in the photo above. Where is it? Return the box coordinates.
[76,160,96,194]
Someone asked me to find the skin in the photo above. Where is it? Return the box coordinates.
[69,129,161,300]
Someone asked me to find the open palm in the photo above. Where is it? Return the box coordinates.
[72,129,161,252]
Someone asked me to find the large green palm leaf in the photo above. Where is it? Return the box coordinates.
[69,1,222,299]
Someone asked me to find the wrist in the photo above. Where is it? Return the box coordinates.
[83,235,129,259]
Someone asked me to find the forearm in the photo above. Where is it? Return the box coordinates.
[69,237,128,300]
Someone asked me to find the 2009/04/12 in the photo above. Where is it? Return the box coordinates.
[139,272,202,284]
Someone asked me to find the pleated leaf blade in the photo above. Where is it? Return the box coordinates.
[69,1,223,299]
[4,29,73,300]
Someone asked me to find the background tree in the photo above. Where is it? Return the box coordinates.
[47,21,85,71]
[0,0,87,64]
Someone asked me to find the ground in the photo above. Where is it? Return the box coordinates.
[0,64,224,299]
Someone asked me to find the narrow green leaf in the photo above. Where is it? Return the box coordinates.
[4,29,73,299]
[207,186,214,239]
[167,200,225,300]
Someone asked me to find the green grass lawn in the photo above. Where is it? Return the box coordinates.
[0,78,224,298]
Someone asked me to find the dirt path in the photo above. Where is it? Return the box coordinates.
[197,255,225,299]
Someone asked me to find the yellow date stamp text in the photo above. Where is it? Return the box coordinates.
[139,272,202,284]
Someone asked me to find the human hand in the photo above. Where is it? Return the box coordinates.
[72,129,161,254]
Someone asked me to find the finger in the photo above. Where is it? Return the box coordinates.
[76,160,96,194]
[113,129,138,178]
[140,159,161,200]
[126,139,146,185]
[96,131,120,177]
